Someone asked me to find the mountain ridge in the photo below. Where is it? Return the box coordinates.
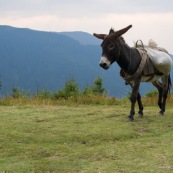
[0,25,172,97]
[60,31,101,45]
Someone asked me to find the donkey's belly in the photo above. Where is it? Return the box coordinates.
[141,74,163,82]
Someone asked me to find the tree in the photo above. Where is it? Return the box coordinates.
[92,76,107,95]
[12,87,22,98]
[55,78,79,99]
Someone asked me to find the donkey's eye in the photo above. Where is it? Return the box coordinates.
[109,44,114,49]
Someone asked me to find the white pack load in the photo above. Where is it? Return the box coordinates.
[146,39,173,75]
[148,39,158,48]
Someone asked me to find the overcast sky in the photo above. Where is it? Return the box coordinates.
[0,0,173,53]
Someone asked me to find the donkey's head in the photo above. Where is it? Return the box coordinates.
[93,25,132,70]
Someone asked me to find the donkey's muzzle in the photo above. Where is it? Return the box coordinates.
[99,62,109,70]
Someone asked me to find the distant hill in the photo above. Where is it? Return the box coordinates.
[0,25,172,97]
[60,31,101,45]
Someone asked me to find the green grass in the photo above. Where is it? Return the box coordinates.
[0,103,173,172]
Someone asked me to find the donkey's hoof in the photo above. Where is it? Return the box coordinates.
[127,116,134,122]
[159,111,164,116]
[138,112,143,118]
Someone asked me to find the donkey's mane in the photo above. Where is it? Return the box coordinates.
[119,36,126,44]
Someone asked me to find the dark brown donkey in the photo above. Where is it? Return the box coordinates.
[93,25,172,121]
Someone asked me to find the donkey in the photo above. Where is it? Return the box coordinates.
[93,25,172,121]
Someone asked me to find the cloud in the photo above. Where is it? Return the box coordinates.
[1,0,173,17]
[0,0,173,53]
[90,12,173,53]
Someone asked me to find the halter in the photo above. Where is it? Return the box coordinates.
[115,38,131,75]
[114,40,121,62]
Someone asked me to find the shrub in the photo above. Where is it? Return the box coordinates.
[54,78,79,99]
[36,89,53,99]
[92,76,107,95]
[12,87,21,98]
[82,76,107,96]
[12,87,30,98]
[145,89,158,97]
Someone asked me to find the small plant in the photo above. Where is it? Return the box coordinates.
[54,78,79,99]
[36,89,53,99]
[145,89,158,97]
[82,76,107,96]
[11,87,30,98]
[12,87,22,98]
[92,76,107,95]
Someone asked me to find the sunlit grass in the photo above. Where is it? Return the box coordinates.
[0,95,120,107]
[1,93,173,107]
[0,100,173,172]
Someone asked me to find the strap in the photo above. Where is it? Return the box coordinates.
[136,40,145,49]
[122,49,148,82]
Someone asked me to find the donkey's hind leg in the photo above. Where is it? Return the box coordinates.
[159,75,169,115]
[152,75,169,115]
[152,80,163,110]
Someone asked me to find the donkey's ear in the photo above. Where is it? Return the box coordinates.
[116,25,132,37]
[93,33,107,40]
[109,28,115,34]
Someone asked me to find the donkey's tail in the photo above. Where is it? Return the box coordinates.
[168,73,172,93]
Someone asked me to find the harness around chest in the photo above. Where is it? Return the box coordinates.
[120,40,162,83]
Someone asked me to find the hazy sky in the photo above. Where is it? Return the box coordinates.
[0,0,173,53]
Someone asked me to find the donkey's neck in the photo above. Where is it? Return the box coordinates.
[117,39,141,75]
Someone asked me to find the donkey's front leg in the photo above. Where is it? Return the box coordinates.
[128,78,141,121]
[137,93,143,117]
[129,83,143,117]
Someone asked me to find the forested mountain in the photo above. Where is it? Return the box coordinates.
[0,25,172,97]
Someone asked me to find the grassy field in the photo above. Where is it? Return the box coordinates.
[0,101,173,172]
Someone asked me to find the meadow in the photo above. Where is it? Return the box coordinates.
[0,96,173,173]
